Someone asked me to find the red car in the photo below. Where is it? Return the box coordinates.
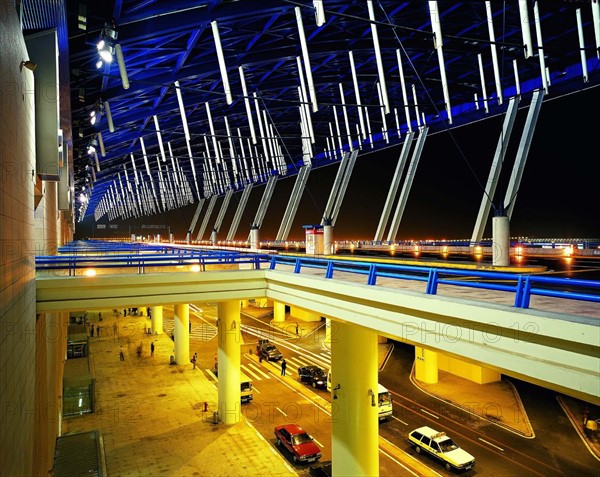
[274,424,322,463]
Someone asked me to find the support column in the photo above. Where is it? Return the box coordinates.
[217,300,241,425]
[250,226,260,251]
[211,229,218,245]
[415,346,438,384]
[151,306,163,334]
[492,214,510,266]
[273,301,286,323]
[331,321,379,476]
[324,224,334,255]
[324,318,331,346]
[173,304,189,365]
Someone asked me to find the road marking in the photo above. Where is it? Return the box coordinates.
[420,408,439,419]
[478,437,504,451]
[245,362,271,379]
[390,415,408,425]
[241,364,262,381]
[379,448,422,477]
[205,369,217,381]
[312,437,324,448]
[276,407,287,417]
[252,386,261,394]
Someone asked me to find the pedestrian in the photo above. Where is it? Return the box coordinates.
[259,352,263,363]
[90,324,94,337]
[137,341,142,359]
[123,308,126,317]
[151,342,155,356]
[295,323,299,335]
[98,311,102,321]
[113,322,118,336]
[281,359,287,376]
[96,325,100,336]
[119,346,125,361]
[191,355,197,370]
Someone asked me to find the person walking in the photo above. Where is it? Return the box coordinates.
[90,324,94,337]
[281,359,287,376]
[119,346,125,361]
[150,342,155,357]
[191,354,197,370]
[96,325,100,336]
[113,322,118,337]
[295,323,299,336]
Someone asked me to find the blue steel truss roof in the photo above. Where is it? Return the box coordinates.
[28,1,600,222]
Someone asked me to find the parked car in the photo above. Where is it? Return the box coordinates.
[408,426,475,472]
[256,339,283,361]
[298,365,327,389]
[309,460,332,477]
[274,424,322,464]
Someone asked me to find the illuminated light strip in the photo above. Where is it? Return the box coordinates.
[376,82,388,143]
[394,108,400,138]
[295,7,318,112]
[349,51,366,141]
[103,100,114,132]
[333,105,343,153]
[519,0,534,59]
[93,150,100,172]
[513,59,521,96]
[429,1,452,124]
[593,0,600,59]
[478,54,489,113]
[365,107,373,147]
[252,92,270,167]
[576,9,589,82]
[238,66,257,144]
[115,43,129,90]
[533,2,548,94]
[296,56,315,143]
[367,0,389,114]
[205,102,221,164]
[485,1,503,104]
[412,84,421,128]
[339,83,353,150]
[140,137,151,176]
[174,81,190,141]
[224,116,238,177]
[211,20,232,104]
[97,132,105,157]
[153,115,167,163]
[396,49,412,132]
[166,142,180,186]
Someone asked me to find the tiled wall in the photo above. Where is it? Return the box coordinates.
[1,6,65,476]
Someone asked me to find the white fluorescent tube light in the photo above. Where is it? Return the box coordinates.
[314,0,325,27]
[103,100,114,132]
[295,7,318,112]
[333,105,343,153]
[396,49,412,132]
[593,0,600,59]
[98,132,105,157]
[519,0,533,59]
[211,20,233,105]
[239,66,257,145]
[174,81,190,141]
[376,82,388,143]
[140,137,151,176]
[478,54,489,113]
[367,0,389,114]
[296,56,315,143]
[115,43,129,90]
[153,115,167,163]
[349,51,366,141]
[412,84,421,128]
[576,9,589,82]
[205,102,221,163]
[94,151,100,172]
[485,1,503,105]
[429,1,452,124]
[513,59,521,96]
[533,2,548,94]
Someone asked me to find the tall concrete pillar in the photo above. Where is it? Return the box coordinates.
[273,301,286,323]
[331,321,379,476]
[217,300,241,424]
[151,306,163,334]
[415,346,438,384]
[492,214,510,266]
[324,318,331,346]
[211,229,218,246]
[173,304,190,365]
[250,226,260,251]
[324,224,334,255]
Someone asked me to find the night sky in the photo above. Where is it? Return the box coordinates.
[80,87,599,242]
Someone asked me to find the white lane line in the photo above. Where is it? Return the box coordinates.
[478,437,504,452]
[312,437,324,448]
[241,364,262,381]
[276,407,287,417]
[205,369,218,381]
[379,448,422,477]
[252,386,261,394]
[245,362,272,379]
[420,408,439,419]
[390,415,408,425]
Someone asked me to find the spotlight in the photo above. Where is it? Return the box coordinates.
[19,60,37,72]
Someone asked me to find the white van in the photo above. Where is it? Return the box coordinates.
[327,370,392,420]
[240,373,253,403]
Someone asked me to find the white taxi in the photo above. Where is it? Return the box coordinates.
[408,426,475,472]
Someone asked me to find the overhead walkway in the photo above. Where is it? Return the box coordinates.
[37,261,600,405]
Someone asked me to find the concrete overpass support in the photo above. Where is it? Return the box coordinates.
[273,301,286,323]
[415,346,439,384]
[217,300,241,425]
[331,322,379,476]
[173,304,189,365]
[290,306,320,322]
[323,224,334,255]
[492,215,510,266]
[151,306,163,334]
